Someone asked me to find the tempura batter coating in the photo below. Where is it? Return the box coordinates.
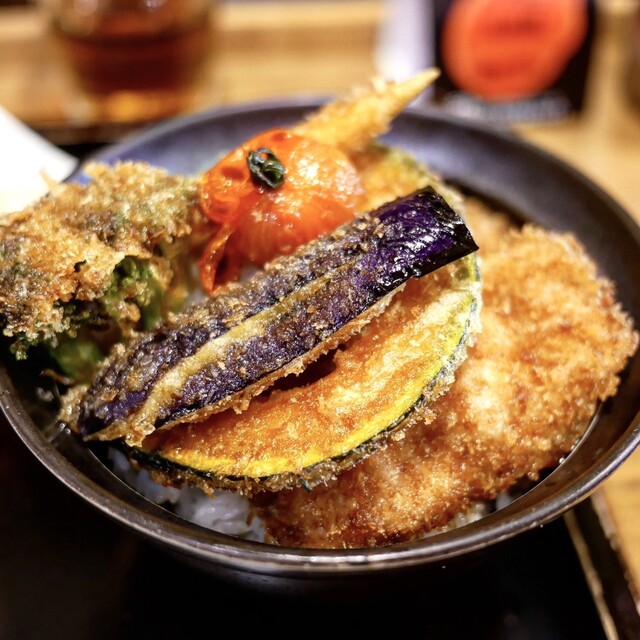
[0,162,199,355]
[294,69,439,155]
[254,220,638,549]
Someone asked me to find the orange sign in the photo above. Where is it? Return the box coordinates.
[440,0,589,101]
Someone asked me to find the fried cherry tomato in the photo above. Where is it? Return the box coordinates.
[198,128,364,292]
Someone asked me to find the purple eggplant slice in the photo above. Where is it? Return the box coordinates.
[72,186,478,446]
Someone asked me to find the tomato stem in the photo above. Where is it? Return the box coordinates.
[247,147,286,188]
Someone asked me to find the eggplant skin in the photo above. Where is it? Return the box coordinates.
[75,186,478,445]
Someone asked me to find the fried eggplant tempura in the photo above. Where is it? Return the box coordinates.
[253,214,639,549]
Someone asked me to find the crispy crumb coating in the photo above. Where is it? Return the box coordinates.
[254,216,639,549]
[0,161,200,354]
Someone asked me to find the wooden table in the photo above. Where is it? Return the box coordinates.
[0,1,385,143]
[2,0,640,602]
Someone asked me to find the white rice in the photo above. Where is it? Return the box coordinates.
[107,448,266,541]
[107,447,521,545]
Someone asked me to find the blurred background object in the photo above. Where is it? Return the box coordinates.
[626,0,640,108]
[0,0,383,144]
[431,0,597,122]
[38,0,214,125]
[0,105,76,212]
[377,0,640,124]
[375,0,434,83]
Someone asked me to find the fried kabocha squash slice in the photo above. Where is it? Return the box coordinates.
[123,250,480,495]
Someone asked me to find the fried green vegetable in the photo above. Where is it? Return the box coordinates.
[0,161,201,382]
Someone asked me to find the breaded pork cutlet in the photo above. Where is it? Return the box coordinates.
[0,161,201,381]
[253,214,638,549]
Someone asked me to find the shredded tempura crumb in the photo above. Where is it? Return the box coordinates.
[0,161,200,353]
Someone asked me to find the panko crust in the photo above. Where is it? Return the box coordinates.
[254,220,638,549]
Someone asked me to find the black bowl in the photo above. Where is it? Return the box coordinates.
[2,101,639,596]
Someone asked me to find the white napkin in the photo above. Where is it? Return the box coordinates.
[0,106,78,215]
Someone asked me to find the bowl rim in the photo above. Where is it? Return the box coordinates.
[3,100,640,577]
